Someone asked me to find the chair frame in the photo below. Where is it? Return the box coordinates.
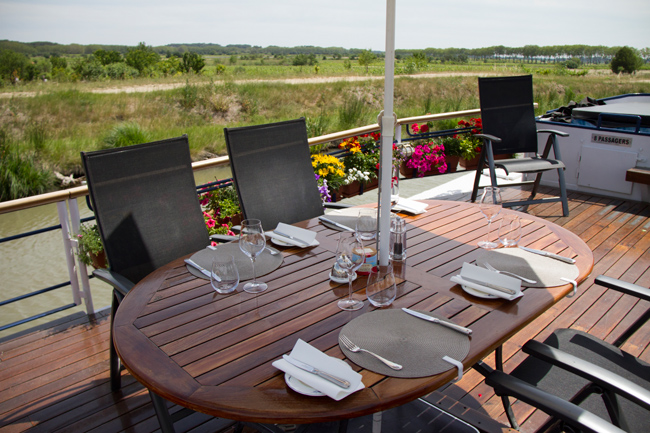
[470,75,570,217]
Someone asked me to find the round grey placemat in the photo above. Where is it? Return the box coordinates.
[339,309,470,378]
[475,248,579,288]
[187,242,282,281]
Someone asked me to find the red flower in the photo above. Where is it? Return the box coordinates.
[420,124,429,133]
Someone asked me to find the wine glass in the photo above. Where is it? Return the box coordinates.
[478,187,502,249]
[498,214,522,247]
[355,209,377,241]
[336,232,365,311]
[239,219,268,294]
[210,254,239,294]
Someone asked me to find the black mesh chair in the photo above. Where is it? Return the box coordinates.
[470,75,570,217]
[224,118,344,232]
[81,135,209,395]
[475,275,650,433]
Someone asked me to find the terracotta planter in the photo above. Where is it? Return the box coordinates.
[337,177,379,199]
[460,154,511,170]
[446,155,460,173]
[218,212,243,227]
[89,250,107,269]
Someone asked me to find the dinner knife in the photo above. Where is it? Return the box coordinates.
[274,230,310,247]
[401,308,472,335]
[282,355,351,388]
[318,216,355,232]
[519,246,576,264]
[184,258,218,280]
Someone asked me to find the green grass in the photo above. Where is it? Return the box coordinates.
[1,63,649,199]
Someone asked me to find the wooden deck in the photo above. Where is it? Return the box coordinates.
[1,184,648,433]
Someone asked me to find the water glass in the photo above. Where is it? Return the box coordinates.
[210,254,239,294]
[498,214,522,247]
[366,265,397,308]
[355,209,377,241]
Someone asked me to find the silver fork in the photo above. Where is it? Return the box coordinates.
[484,262,537,284]
[339,335,403,370]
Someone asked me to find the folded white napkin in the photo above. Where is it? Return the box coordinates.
[272,339,364,401]
[392,198,428,214]
[267,223,319,247]
[451,263,523,301]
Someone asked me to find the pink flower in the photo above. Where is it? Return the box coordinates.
[412,123,420,133]
[206,218,216,228]
[211,241,218,247]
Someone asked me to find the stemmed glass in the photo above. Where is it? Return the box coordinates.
[478,187,502,249]
[239,219,268,294]
[336,232,365,311]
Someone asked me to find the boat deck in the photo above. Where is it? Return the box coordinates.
[1,180,649,433]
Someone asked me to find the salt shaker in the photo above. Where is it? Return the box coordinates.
[389,216,406,261]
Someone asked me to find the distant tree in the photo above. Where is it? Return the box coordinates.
[610,46,643,74]
[49,55,67,70]
[343,59,352,70]
[0,49,28,83]
[181,52,205,73]
[125,42,159,75]
[292,54,309,67]
[565,57,581,69]
[358,49,377,73]
[229,55,238,65]
[94,49,122,66]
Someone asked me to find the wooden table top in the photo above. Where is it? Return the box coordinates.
[113,200,593,424]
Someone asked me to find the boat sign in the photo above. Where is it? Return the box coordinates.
[591,133,632,147]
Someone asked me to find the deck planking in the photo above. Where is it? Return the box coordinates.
[1,184,648,433]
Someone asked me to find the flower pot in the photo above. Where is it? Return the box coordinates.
[338,181,361,198]
[446,155,460,173]
[460,154,510,170]
[218,212,243,227]
[89,250,107,269]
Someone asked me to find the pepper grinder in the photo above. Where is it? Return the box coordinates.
[389,216,406,261]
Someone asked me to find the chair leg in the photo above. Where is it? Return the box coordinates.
[110,290,122,392]
[557,168,569,217]
[471,146,489,202]
[149,390,176,433]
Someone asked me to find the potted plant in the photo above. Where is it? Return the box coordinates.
[337,134,381,197]
[199,182,242,243]
[455,118,484,169]
[400,140,447,178]
[409,122,460,172]
[311,153,346,199]
[75,223,106,269]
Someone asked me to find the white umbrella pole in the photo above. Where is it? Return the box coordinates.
[378,0,396,266]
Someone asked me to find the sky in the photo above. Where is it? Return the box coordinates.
[1,0,649,51]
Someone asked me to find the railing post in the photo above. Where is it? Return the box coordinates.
[69,198,94,314]
[57,201,81,307]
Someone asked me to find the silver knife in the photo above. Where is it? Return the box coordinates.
[184,258,218,280]
[402,308,472,335]
[274,230,310,247]
[519,246,576,264]
[282,355,350,388]
[319,216,355,232]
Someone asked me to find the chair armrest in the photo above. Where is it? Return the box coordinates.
[537,129,570,137]
[595,275,650,302]
[324,203,352,209]
[523,340,650,410]
[92,268,134,297]
[210,234,238,243]
[482,366,626,433]
[473,133,502,143]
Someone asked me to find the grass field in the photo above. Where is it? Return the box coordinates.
[1,60,649,199]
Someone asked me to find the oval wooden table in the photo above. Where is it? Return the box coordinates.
[113,200,593,425]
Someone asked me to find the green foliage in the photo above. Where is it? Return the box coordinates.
[101,122,150,149]
[71,57,104,81]
[611,46,643,74]
[338,94,366,130]
[49,55,67,70]
[564,57,581,69]
[181,52,206,74]
[125,42,159,75]
[75,223,104,266]
[93,49,122,66]
[358,49,377,72]
[0,129,54,201]
[104,62,139,80]
[214,64,226,75]
[0,49,28,83]
[158,56,182,76]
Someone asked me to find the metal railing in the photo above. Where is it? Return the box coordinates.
[0,110,482,332]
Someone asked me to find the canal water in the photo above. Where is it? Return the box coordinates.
[0,166,231,339]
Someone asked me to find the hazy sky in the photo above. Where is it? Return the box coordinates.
[1,0,648,51]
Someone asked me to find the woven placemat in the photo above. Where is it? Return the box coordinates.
[475,248,579,288]
[187,242,282,281]
[339,309,470,378]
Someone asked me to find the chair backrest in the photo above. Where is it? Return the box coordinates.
[478,75,539,155]
[81,136,209,284]
[224,118,324,231]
